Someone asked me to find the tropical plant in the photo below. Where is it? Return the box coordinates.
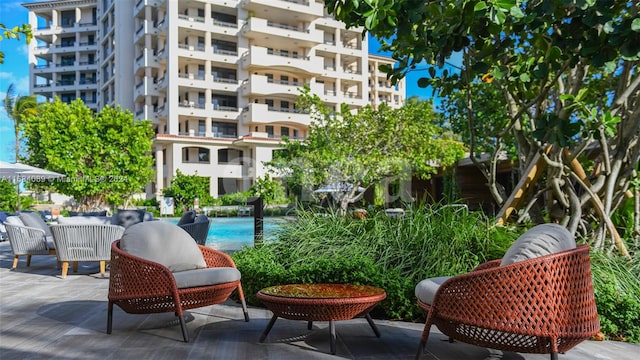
[268,88,466,213]
[326,0,640,256]
[21,98,154,208]
[3,83,37,161]
[0,23,31,64]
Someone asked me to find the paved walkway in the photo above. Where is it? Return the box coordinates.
[0,241,638,360]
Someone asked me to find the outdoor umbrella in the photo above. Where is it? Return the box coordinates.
[0,161,65,211]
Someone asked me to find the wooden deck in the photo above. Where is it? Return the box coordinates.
[0,241,638,360]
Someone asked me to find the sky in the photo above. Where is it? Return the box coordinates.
[0,0,446,163]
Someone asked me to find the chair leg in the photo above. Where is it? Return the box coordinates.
[107,302,113,334]
[12,255,19,269]
[237,283,250,322]
[100,261,106,277]
[26,255,32,267]
[178,314,189,342]
[61,261,69,278]
[550,352,558,360]
[72,261,78,273]
[416,311,435,360]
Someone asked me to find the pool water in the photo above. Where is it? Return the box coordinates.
[163,217,287,251]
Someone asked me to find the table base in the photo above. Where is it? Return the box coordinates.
[259,313,381,355]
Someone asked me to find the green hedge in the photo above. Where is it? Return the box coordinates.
[231,206,640,342]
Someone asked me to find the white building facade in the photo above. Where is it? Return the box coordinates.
[25,0,406,199]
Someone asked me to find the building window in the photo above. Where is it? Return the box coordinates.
[198,120,205,135]
[266,126,274,137]
[198,148,209,162]
[61,37,75,47]
[281,127,289,138]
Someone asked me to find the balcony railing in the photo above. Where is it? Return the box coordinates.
[178,14,205,23]
[213,77,237,84]
[213,48,238,56]
[266,48,309,60]
[266,21,309,33]
[212,105,238,112]
[212,19,236,28]
[267,106,308,114]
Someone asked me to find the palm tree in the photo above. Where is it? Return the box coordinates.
[3,83,38,162]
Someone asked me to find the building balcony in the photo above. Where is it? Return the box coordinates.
[177,14,208,32]
[134,78,159,99]
[177,73,206,88]
[177,101,240,120]
[210,48,238,65]
[241,46,322,74]
[241,17,322,47]
[240,74,302,97]
[177,43,207,60]
[240,103,310,127]
[210,77,240,93]
[210,19,238,36]
[241,0,324,21]
[134,49,159,70]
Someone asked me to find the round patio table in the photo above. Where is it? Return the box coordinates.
[257,283,387,354]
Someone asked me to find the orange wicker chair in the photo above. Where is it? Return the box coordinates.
[107,222,249,342]
[415,229,600,360]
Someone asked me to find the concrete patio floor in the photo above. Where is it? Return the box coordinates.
[0,241,638,360]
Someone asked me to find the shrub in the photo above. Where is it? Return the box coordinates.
[232,206,640,342]
[591,250,640,342]
[232,205,519,320]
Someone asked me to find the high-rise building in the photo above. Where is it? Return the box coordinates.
[25,0,406,199]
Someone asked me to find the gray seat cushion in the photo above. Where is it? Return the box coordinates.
[415,276,451,306]
[19,212,52,237]
[415,224,576,306]
[500,223,576,266]
[173,267,241,289]
[120,221,207,272]
[5,216,24,226]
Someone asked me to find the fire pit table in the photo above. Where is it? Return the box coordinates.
[257,283,387,354]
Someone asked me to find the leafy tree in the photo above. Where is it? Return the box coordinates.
[3,83,37,161]
[268,87,466,213]
[327,0,640,256]
[250,174,287,205]
[0,179,17,211]
[0,23,31,64]
[21,98,154,209]
[162,169,214,214]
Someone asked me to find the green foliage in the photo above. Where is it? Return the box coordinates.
[591,251,640,342]
[21,98,154,208]
[217,191,251,206]
[0,180,17,211]
[0,23,32,64]
[249,174,288,205]
[268,87,466,211]
[162,169,214,213]
[232,206,519,320]
[327,0,640,257]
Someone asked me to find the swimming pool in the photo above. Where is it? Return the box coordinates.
[163,217,288,251]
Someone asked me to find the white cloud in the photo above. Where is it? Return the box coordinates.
[0,71,29,96]
[17,43,30,57]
